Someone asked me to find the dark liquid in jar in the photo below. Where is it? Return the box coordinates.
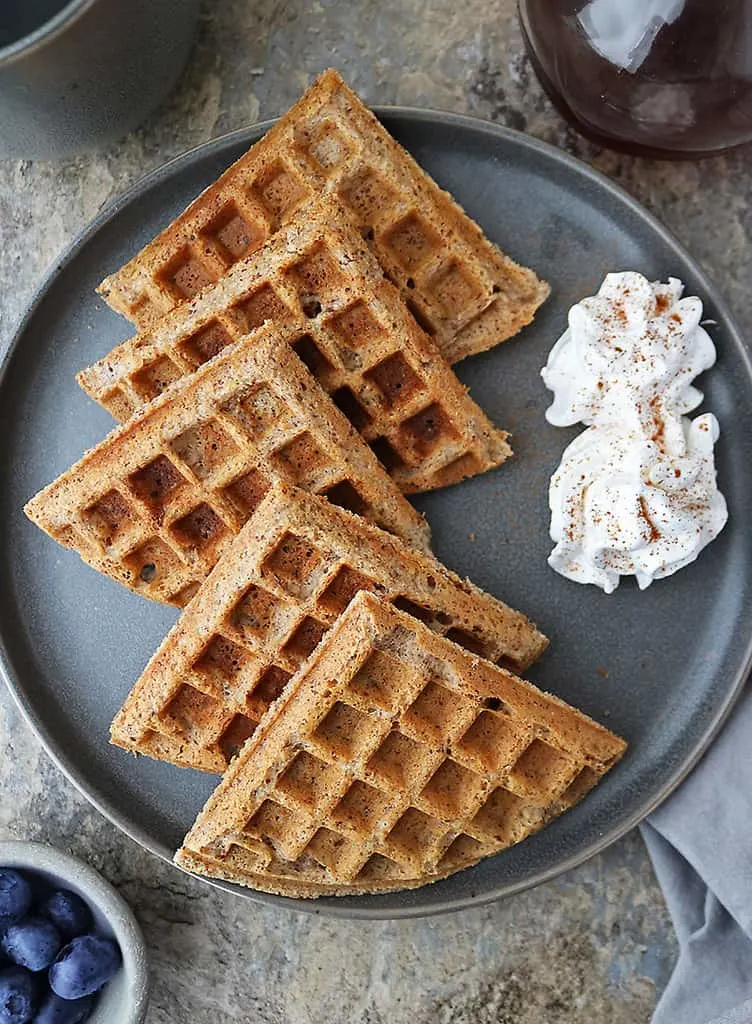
[0,0,72,50]
[519,0,752,157]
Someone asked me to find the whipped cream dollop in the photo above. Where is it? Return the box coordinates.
[542,272,727,593]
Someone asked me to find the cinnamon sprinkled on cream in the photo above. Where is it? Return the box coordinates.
[541,272,727,593]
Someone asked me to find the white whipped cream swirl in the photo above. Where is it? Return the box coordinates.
[542,272,727,593]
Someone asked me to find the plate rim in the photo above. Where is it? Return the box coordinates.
[1,107,751,920]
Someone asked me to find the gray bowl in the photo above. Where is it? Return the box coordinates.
[0,840,149,1022]
[0,0,201,159]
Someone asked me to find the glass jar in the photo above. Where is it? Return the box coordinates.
[519,0,752,158]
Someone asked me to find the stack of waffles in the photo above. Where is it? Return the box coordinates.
[25,69,626,898]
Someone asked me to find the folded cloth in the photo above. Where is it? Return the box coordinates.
[640,684,752,1024]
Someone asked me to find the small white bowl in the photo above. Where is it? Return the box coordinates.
[0,840,149,1023]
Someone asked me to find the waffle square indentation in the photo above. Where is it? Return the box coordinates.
[391,595,433,623]
[201,201,265,263]
[383,807,446,872]
[83,490,134,547]
[193,634,250,685]
[296,119,354,172]
[444,626,487,658]
[129,456,188,510]
[355,854,407,884]
[347,650,419,713]
[157,247,217,301]
[222,468,271,518]
[246,799,294,839]
[456,710,528,774]
[218,713,258,763]
[365,731,435,791]
[281,616,327,666]
[233,284,289,333]
[221,384,287,438]
[270,432,329,487]
[252,665,292,706]
[131,355,183,401]
[330,780,394,835]
[365,353,423,408]
[246,800,311,856]
[292,334,334,377]
[325,300,384,351]
[331,386,372,430]
[178,320,234,367]
[286,244,347,309]
[230,584,283,642]
[123,537,183,587]
[161,683,221,740]
[171,503,229,552]
[305,828,366,878]
[470,786,542,844]
[251,160,308,222]
[170,420,241,481]
[559,766,601,807]
[368,436,405,471]
[311,701,381,762]
[437,833,485,873]
[322,479,369,517]
[429,261,485,319]
[318,566,377,616]
[275,750,339,812]
[400,403,459,458]
[419,759,486,821]
[508,739,579,800]
[401,681,477,746]
[383,213,442,273]
[337,166,399,223]
[263,532,322,590]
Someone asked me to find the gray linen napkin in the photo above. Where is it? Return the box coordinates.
[639,684,752,1024]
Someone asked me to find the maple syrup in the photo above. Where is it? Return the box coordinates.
[519,0,752,157]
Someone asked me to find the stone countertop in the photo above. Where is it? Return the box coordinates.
[2,1,750,1020]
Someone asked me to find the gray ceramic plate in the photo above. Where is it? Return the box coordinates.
[1,111,751,919]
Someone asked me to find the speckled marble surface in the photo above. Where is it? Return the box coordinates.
[4,0,751,1020]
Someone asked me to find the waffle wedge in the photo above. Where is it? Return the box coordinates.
[175,591,626,898]
[81,200,511,493]
[25,334,430,606]
[110,483,548,772]
[97,69,548,364]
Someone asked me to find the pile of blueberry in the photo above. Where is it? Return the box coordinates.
[0,868,121,1024]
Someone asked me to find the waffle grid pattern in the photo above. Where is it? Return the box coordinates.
[98,70,549,364]
[111,484,548,773]
[177,593,625,896]
[25,338,429,607]
[81,207,511,493]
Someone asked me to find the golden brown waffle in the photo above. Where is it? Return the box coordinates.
[97,69,549,364]
[110,483,548,772]
[175,591,626,898]
[81,201,512,494]
[24,335,430,606]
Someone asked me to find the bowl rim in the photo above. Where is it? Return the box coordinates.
[0,0,96,67]
[0,839,150,1022]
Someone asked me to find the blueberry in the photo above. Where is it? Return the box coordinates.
[1,919,61,972]
[0,873,32,922]
[49,936,120,1000]
[0,966,36,1024]
[39,894,91,942]
[33,991,94,1024]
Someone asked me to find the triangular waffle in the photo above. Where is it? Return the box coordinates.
[97,69,548,364]
[110,483,548,772]
[80,200,511,493]
[24,334,430,607]
[175,591,626,898]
